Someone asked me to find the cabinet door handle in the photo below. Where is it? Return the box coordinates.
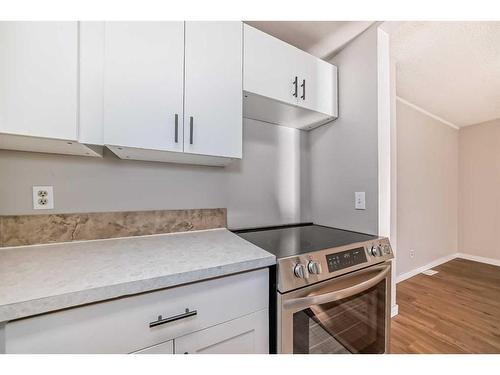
[189,116,194,145]
[292,76,298,98]
[174,114,179,143]
[149,308,197,328]
[300,79,306,100]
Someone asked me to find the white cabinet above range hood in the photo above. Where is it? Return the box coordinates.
[243,24,338,131]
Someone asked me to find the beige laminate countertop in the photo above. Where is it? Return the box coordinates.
[0,228,275,322]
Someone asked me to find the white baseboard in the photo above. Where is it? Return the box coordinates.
[396,253,457,283]
[396,252,500,284]
[456,253,500,267]
[391,304,399,317]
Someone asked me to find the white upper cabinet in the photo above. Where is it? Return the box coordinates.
[299,53,338,117]
[101,21,242,166]
[243,23,300,107]
[0,22,102,157]
[184,22,242,159]
[0,22,78,140]
[79,22,105,146]
[103,22,184,152]
[243,24,338,131]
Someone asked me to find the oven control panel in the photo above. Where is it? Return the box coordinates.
[277,237,393,293]
[326,247,367,272]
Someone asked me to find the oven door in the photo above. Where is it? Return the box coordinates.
[278,262,391,354]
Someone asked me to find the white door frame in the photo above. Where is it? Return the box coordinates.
[377,22,403,317]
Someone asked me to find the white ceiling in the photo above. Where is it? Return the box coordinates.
[391,22,500,127]
[245,21,374,60]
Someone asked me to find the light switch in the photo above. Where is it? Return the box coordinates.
[355,192,366,210]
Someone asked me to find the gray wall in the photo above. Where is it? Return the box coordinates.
[309,25,379,234]
[458,118,500,261]
[0,118,311,229]
[1,28,380,234]
[397,100,458,277]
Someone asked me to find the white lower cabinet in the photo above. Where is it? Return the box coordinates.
[4,269,269,354]
[132,340,174,354]
[175,309,268,354]
[133,309,268,355]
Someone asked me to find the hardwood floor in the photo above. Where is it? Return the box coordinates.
[390,258,500,353]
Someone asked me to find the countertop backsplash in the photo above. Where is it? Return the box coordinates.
[0,208,227,247]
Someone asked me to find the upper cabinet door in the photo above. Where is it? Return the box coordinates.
[243,24,338,130]
[0,22,78,140]
[243,24,299,106]
[103,22,184,152]
[299,54,338,117]
[79,21,105,146]
[184,22,242,159]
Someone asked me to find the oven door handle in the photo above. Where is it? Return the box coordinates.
[284,265,390,311]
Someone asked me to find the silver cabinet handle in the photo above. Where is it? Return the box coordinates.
[189,116,194,145]
[292,76,298,97]
[174,114,179,143]
[149,308,197,328]
[300,79,306,100]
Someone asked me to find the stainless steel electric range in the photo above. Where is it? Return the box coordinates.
[234,223,394,354]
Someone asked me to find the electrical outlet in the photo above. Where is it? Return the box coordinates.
[409,249,415,259]
[355,192,366,210]
[33,186,54,210]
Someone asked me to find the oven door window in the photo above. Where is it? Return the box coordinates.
[292,282,386,354]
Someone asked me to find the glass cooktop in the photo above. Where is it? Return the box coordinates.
[233,223,378,259]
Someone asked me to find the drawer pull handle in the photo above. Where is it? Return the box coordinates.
[149,308,197,328]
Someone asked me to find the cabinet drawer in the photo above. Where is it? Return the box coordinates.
[175,309,268,354]
[132,340,174,354]
[5,268,269,353]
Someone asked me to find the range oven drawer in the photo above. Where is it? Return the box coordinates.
[278,262,391,354]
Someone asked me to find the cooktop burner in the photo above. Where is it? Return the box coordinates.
[233,223,378,259]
